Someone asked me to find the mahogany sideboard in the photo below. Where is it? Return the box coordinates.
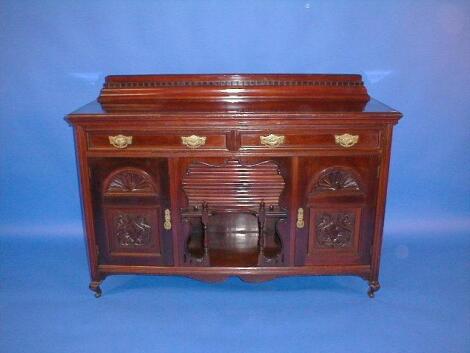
[66,74,402,297]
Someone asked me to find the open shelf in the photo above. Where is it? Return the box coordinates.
[184,210,284,267]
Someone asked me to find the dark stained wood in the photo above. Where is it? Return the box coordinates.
[294,155,379,267]
[98,74,370,107]
[182,159,285,209]
[66,73,402,297]
[239,129,381,151]
[89,158,173,266]
[180,159,287,267]
[88,131,229,151]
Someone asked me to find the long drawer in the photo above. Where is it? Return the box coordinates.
[240,130,381,150]
[87,131,229,151]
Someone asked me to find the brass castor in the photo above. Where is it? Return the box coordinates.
[89,280,103,298]
[367,281,381,298]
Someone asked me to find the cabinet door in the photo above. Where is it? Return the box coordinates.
[295,156,379,266]
[89,158,173,266]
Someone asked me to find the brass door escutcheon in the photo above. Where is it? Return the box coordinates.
[296,208,305,229]
[163,209,172,230]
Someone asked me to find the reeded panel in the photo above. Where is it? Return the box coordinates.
[182,159,285,209]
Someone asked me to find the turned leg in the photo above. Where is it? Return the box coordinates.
[367,280,381,298]
[89,280,103,298]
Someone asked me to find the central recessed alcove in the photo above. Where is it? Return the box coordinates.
[181,160,287,267]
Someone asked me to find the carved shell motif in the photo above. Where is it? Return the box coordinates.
[105,169,157,194]
[314,168,360,192]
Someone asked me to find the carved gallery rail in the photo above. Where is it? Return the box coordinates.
[66,74,402,297]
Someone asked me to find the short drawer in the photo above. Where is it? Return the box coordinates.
[240,130,380,150]
[87,132,229,151]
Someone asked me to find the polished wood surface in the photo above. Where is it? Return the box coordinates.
[98,74,370,107]
[66,74,402,297]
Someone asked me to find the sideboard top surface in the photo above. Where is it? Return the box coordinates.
[69,97,399,115]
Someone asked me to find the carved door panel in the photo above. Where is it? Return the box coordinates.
[174,157,291,267]
[295,156,379,266]
[90,158,173,266]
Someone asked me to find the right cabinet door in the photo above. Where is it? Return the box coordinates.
[295,155,379,266]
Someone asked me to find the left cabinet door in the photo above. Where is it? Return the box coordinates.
[89,158,173,266]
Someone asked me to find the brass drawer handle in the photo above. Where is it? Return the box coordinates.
[181,135,207,149]
[296,208,305,229]
[260,134,285,147]
[109,135,132,149]
[163,209,172,230]
[335,133,359,148]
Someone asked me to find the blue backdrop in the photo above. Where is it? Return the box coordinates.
[0,0,469,235]
[1,1,469,353]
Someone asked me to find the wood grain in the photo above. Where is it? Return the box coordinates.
[66,74,402,297]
